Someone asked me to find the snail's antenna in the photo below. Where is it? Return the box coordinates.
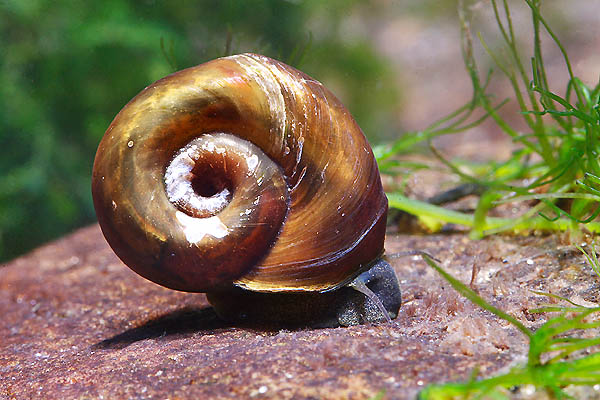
[348,279,392,323]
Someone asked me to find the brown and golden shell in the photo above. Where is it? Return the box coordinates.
[92,53,387,293]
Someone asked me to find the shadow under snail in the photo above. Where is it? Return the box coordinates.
[92,53,401,327]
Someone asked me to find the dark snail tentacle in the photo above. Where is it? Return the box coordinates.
[92,53,387,294]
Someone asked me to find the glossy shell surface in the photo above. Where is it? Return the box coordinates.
[92,53,387,293]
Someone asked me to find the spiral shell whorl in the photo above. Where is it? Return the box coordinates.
[92,53,387,293]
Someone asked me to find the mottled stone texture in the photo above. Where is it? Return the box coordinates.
[1,225,598,399]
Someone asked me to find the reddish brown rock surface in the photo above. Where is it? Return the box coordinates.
[1,225,598,399]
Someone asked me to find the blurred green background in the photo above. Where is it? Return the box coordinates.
[0,0,406,263]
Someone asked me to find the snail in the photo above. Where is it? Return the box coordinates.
[92,53,401,327]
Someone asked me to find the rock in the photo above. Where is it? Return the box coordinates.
[0,225,595,399]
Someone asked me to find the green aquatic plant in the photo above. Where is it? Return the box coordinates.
[377,1,600,396]
[381,0,600,238]
[418,252,600,399]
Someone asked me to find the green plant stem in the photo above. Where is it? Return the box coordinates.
[489,0,541,132]
[420,357,600,400]
[422,255,532,338]
[524,0,584,106]
[387,193,600,235]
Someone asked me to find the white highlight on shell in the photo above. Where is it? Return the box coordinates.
[246,154,258,173]
[176,211,229,244]
[200,140,226,155]
[164,149,196,204]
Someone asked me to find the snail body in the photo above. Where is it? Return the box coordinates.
[92,53,400,326]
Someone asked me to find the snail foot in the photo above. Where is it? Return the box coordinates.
[207,258,401,328]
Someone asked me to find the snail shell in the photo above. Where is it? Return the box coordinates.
[92,53,387,294]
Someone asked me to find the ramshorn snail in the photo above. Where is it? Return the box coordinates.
[92,53,401,327]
